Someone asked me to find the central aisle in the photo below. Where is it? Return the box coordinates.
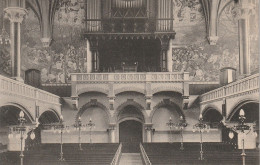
[119,153,143,165]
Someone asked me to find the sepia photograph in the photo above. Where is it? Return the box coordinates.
[0,0,259,164]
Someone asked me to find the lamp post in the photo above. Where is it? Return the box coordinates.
[175,116,187,150]
[228,109,256,165]
[54,115,67,161]
[193,114,210,160]
[8,111,37,165]
[87,118,95,143]
[75,116,84,150]
[166,117,175,143]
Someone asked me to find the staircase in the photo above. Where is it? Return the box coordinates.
[119,153,143,165]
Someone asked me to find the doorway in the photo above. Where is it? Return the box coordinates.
[119,120,143,153]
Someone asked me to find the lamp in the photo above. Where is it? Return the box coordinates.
[166,117,175,143]
[174,116,187,150]
[228,109,253,165]
[8,110,38,165]
[87,117,95,143]
[193,114,210,160]
[74,116,86,150]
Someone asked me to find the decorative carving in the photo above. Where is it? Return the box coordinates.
[145,96,152,110]
[208,36,219,45]
[40,38,52,48]
[4,7,28,23]
[108,96,115,110]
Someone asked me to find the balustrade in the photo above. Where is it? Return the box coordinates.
[201,73,259,103]
[0,75,60,105]
[72,72,189,83]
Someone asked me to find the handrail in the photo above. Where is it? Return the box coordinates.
[111,143,122,165]
[140,143,152,165]
[200,73,259,103]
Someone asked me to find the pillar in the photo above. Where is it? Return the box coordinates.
[109,124,116,143]
[89,38,99,72]
[160,37,170,72]
[86,40,92,73]
[4,1,27,81]
[237,0,255,77]
[145,124,153,143]
[167,39,173,72]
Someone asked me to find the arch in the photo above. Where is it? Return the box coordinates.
[151,100,184,120]
[227,99,259,121]
[76,100,110,123]
[202,108,223,128]
[151,86,183,95]
[77,87,109,96]
[0,102,34,123]
[115,100,147,122]
[114,87,145,95]
[201,104,222,115]
[38,110,60,124]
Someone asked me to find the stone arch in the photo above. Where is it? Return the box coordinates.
[0,102,34,123]
[202,107,223,128]
[76,100,110,123]
[39,109,60,124]
[151,86,183,95]
[201,104,222,115]
[151,99,184,121]
[115,100,148,123]
[227,99,259,121]
[77,87,109,96]
[114,87,145,95]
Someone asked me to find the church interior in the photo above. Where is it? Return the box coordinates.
[0,0,259,164]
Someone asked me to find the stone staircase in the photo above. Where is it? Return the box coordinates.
[119,153,143,165]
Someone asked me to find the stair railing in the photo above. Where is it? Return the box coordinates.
[140,143,152,165]
[111,143,122,165]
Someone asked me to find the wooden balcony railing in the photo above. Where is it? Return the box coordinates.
[200,73,259,103]
[0,75,60,105]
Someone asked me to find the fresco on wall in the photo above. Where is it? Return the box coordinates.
[20,1,86,83]
[0,0,258,83]
[172,1,258,81]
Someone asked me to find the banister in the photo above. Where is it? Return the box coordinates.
[111,143,122,165]
[140,143,152,165]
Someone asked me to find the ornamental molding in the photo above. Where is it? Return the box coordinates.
[4,7,28,23]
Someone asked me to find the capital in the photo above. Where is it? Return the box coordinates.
[41,38,52,48]
[208,36,219,45]
[4,7,27,23]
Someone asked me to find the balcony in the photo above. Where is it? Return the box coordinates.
[71,72,189,97]
[0,75,61,119]
[200,73,259,104]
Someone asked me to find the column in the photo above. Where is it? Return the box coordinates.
[237,0,255,77]
[86,40,92,73]
[160,37,170,72]
[109,124,116,143]
[4,6,27,81]
[89,38,99,72]
[145,124,153,143]
[167,39,173,72]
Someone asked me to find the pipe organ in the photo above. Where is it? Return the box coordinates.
[85,0,174,33]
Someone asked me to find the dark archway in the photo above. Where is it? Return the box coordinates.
[38,111,60,124]
[119,120,143,153]
[0,105,33,149]
[203,108,223,128]
[229,102,259,123]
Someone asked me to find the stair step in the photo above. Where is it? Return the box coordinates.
[119,153,143,165]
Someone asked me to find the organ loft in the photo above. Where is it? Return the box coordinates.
[0,0,259,165]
